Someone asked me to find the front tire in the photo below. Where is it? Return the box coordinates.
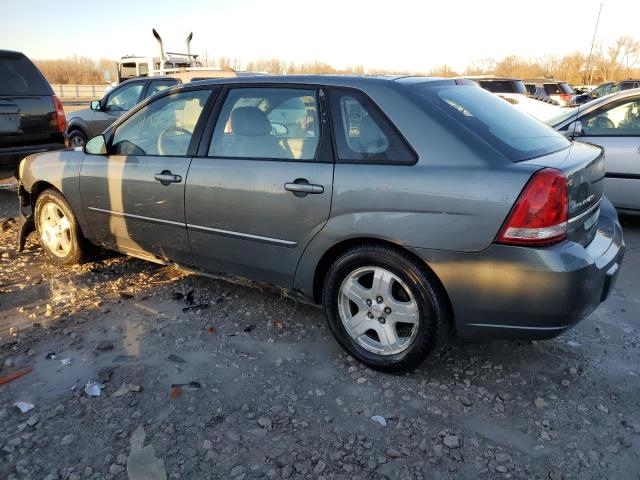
[322,244,450,371]
[68,130,87,148]
[34,189,85,265]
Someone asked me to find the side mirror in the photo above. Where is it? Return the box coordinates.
[561,120,582,138]
[84,135,107,155]
[90,100,102,111]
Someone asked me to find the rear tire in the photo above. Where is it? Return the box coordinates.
[322,243,451,372]
[34,189,86,265]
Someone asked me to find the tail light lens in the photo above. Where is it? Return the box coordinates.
[497,168,568,247]
[52,95,66,133]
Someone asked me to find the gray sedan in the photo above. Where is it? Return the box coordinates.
[17,76,624,371]
[65,77,179,147]
[547,88,640,213]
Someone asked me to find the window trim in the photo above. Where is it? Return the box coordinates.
[578,97,640,138]
[106,87,218,158]
[327,86,418,165]
[197,84,332,164]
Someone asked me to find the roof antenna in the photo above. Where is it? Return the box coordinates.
[186,32,193,64]
[152,28,166,61]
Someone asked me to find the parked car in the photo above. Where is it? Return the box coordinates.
[523,79,575,106]
[547,88,640,213]
[575,80,640,104]
[0,50,66,176]
[17,76,624,371]
[462,76,563,121]
[66,77,180,147]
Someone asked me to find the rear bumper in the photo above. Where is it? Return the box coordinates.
[0,141,66,168]
[408,197,625,340]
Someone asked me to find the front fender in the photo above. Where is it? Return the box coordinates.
[18,149,88,247]
[66,116,91,136]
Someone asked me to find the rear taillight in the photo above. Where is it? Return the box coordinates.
[559,93,572,104]
[52,95,66,133]
[497,168,568,247]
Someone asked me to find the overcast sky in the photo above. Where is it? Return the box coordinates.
[1,0,637,72]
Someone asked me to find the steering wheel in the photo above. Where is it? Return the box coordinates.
[157,126,192,155]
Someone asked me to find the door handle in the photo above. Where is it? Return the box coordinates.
[154,170,182,186]
[284,179,324,196]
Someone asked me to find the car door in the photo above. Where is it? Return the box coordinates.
[86,81,145,137]
[79,87,215,261]
[577,95,640,210]
[185,85,334,288]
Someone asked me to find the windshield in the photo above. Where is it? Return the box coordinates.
[414,84,570,162]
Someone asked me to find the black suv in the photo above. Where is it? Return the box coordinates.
[0,50,66,177]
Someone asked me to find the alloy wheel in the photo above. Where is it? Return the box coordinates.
[338,266,419,355]
[39,202,72,258]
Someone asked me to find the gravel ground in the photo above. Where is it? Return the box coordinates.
[0,186,639,480]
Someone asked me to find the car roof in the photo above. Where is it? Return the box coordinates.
[523,79,568,84]
[462,76,522,82]
[178,74,449,89]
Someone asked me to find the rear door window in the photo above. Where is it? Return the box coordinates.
[329,88,416,164]
[0,51,51,96]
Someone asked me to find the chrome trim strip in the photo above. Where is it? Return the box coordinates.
[568,200,600,225]
[467,323,568,331]
[88,207,185,227]
[186,223,298,248]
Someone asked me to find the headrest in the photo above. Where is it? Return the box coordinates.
[230,106,271,136]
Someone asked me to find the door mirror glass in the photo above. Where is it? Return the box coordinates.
[90,100,102,111]
[84,134,107,155]
[565,120,582,137]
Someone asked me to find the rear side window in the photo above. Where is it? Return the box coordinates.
[329,89,416,164]
[0,51,51,96]
[414,84,570,162]
[544,83,562,95]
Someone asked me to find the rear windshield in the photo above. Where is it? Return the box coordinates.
[544,83,573,95]
[558,82,574,94]
[414,84,570,162]
[0,51,51,96]
[478,80,527,94]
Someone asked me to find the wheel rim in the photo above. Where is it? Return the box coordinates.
[70,134,85,147]
[338,266,419,356]
[38,202,72,258]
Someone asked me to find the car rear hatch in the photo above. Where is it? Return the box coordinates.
[519,141,605,246]
[0,51,61,150]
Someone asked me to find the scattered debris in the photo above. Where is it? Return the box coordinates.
[119,291,135,300]
[171,292,184,300]
[182,303,209,312]
[167,354,186,364]
[84,382,101,397]
[127,425,168,480]
[185,290,195,305]
[371,415,387,426]
[207,326,217,334]
[170,381,201,390]
[112,384,130,397]
[45,352,56,360]
[0,368,33,385]
[95,340,114,352]
[97,367,114,383]
[169,387,183,398]
[275,320,285,330]
[60,358,72,366]
[243,324,256,333]
[14,401,35,413]
[0,217,15,232]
